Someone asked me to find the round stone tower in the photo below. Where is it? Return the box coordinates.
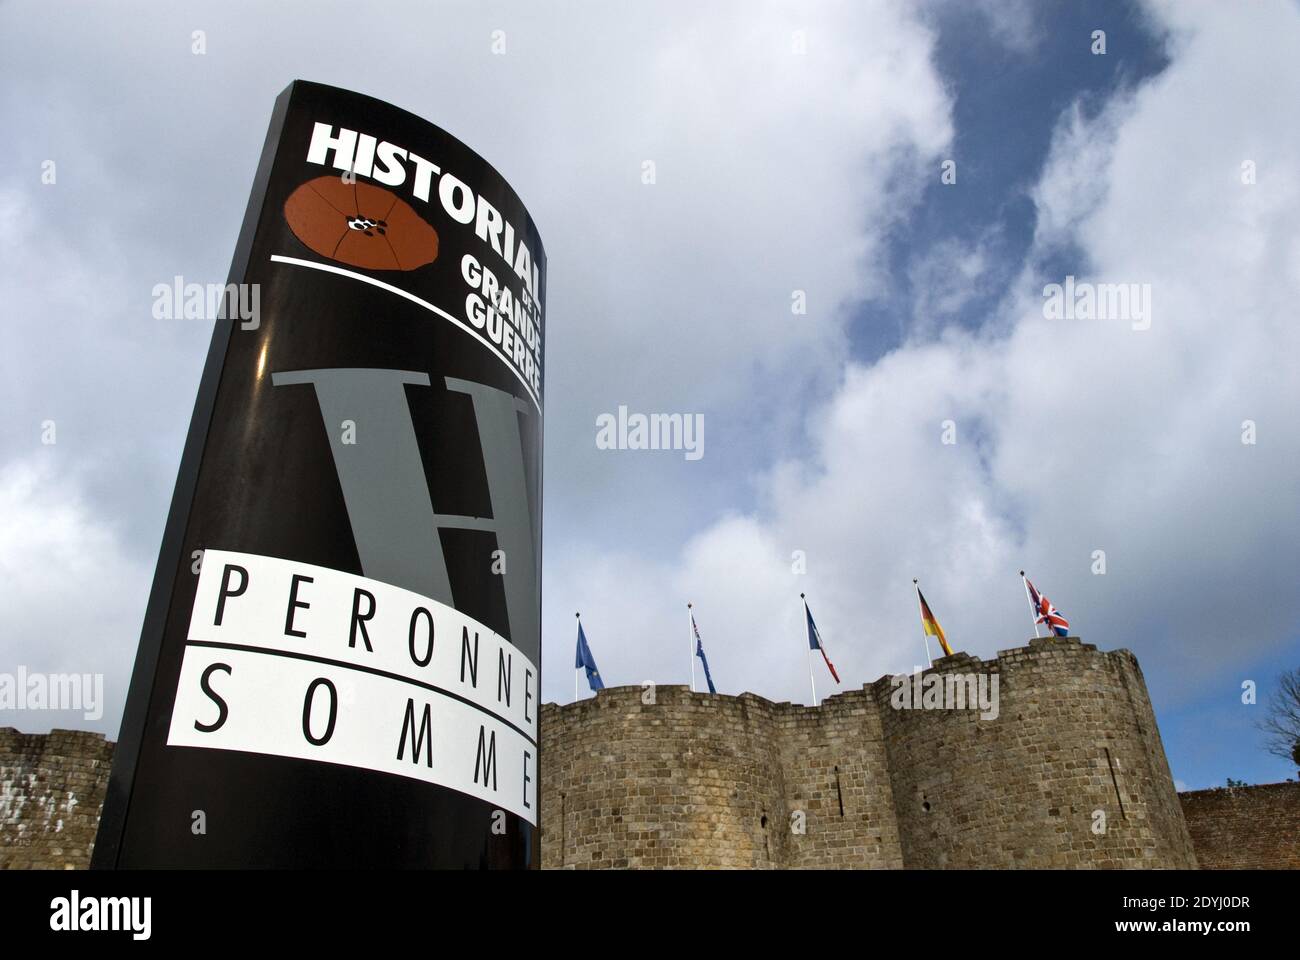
[872,637,1198,868]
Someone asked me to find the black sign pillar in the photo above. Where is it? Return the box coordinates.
[94,81,545,868]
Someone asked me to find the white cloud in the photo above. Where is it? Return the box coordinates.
[1029,99,1127,255]
[907,229,1002,333]
[0,1,956,727]
[554,0,1300,707]
[976,0,1044,53]
[0,457,150,734]
[5,1,1295,729]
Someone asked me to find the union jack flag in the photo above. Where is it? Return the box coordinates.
[1024,576,1070,636]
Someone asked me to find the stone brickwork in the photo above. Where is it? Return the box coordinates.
[539,685,904,868]
[874,640,1198,868]
[773,693,902,868]
[1179,781,1300,869]
[542,637,1199,869]
[0,728,113,869]
[0,636,1290,869]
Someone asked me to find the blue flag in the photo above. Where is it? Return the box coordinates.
[691,614,717,695]
[575,620,605,691]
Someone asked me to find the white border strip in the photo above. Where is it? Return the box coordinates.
[270,254,541,412]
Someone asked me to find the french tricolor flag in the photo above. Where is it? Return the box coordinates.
[803,596,841,684]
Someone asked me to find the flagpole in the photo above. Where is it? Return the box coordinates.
[1019,571,1042,638]
[913,579,933,668]
[687,603,696,694]
[574,612,581,703]
[801,594,818,707]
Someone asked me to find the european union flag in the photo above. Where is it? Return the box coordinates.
[575,620,605,691]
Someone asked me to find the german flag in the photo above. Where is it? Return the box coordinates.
[916,587,953,657]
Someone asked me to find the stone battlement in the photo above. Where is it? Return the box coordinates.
[1178,781,1300,869]
[540,636,1199,868]
[0,728,114,870]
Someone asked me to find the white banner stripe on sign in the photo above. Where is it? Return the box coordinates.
[167,645,537,824]
[170,548,539,823]
[188,549,538,737]
[184,640,536,745]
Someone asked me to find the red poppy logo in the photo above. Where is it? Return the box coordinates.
[283,175,439,271]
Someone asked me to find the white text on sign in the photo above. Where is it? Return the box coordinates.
[167,550,538,823]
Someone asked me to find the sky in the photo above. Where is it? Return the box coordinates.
[1,0,1298,791]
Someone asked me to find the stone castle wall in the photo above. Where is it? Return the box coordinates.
[0,728,113,869]
[1178,781,1300,869]
[1,635,1292,869]
[542,636,1198,869]
[539,684,903,868]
